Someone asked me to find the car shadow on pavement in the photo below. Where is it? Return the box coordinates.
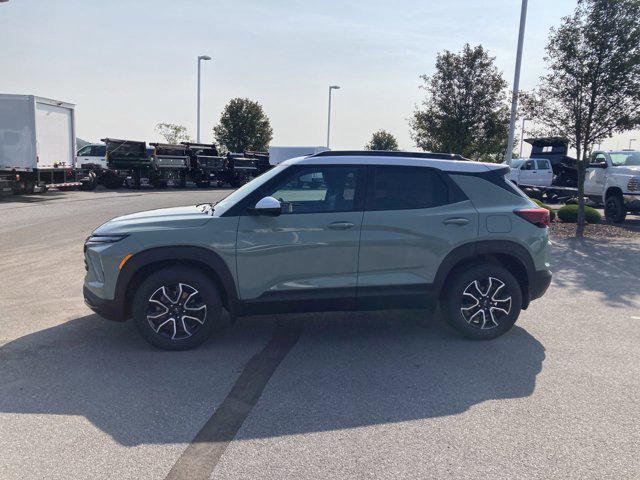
[551,238,640,307]
[0,311,545,446]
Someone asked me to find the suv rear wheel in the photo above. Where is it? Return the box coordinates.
[132,266,221,350]
[443,263,522,340]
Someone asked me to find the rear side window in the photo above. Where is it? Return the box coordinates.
[367,166,450,211]
[536,159,550,170]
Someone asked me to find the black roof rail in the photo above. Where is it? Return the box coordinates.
[309,150,469,161]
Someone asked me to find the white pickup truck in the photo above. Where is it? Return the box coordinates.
[507,158,554,187]
[585,150,640,223]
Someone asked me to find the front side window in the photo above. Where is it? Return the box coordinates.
[77,146,91,156]
[368,166,449,211]
[92,145,106,156]
[591,153,607,165]
[268,166,360,214]
[523,160,535,170]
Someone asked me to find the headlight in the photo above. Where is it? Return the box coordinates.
[84,234,128,249]
[627,177,640,192]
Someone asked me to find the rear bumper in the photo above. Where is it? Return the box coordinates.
[83,286,127,322]
[529,269,552,301]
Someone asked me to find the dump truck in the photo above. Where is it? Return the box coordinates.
[182,142,225,187]
[149,143,189,188]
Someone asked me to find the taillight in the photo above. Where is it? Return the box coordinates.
[515,208,550,228]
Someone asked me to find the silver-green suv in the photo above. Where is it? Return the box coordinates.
[83,151,552,350]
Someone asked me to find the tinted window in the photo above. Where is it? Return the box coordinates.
[523,160,535,170]
[536,159,550,170]
[368,166,449,211]
[77,146,91,156]
[268,166,360,214]
[91,145,106,156]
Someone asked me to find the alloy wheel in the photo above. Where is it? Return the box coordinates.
[460,277,512,330]
[146,283,207,340]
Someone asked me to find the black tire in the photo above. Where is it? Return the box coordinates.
[132,266,221,350]
[443,263,523,340]
[605,195,626,224]
[80,178,98,191]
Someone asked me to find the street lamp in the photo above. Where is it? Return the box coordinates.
[197,55,212,143]
[519,117,526,159]
[629,138,637,150]
[505,0,529,164]
[327,85,340,148]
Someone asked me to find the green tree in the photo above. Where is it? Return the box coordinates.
[155,123,191,144]
[213,98,273,152]
[410,44,510,162]
[365,130,399,151]
[522,0,640,236]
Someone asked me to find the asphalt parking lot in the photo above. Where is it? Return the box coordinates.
[1,188,639,480]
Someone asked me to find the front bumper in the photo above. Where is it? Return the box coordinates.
[83,286,126,322]
[529,269,552,301]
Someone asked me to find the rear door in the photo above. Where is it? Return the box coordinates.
[535,159,553,186]
[518,159,537,186]
[357,166,478,301]
[35,102,73,168]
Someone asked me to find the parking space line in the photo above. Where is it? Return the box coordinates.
[165,325,301,480]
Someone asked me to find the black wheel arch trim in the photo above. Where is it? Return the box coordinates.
[433,240,538,303]
[115,245,239,318]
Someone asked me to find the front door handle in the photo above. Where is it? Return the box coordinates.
[443,217,469,226]
[327,221,355,230]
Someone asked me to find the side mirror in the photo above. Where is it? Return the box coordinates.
[248,196,281,216]
[589,161,607,169]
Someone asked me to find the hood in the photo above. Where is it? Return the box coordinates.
[614,165,640,175]
[93,205,212,235]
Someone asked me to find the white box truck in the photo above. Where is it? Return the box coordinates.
[0,94,80,194]
[268,146,329,166]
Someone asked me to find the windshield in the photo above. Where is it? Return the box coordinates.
[211,165,285,216]
[609,151,640,167]
[510,159,525,168]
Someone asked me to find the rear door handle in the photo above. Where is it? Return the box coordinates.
[443,218,469,226]
[327,221,355,230]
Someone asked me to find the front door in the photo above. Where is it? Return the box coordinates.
[236,165,365,305]
[585,153,607,196]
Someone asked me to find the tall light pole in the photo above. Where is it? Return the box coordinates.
[519,117,526,159]
[505,0,529,164]
[197,55,212,143]
[629,138,637,150]
[327,85,340,148]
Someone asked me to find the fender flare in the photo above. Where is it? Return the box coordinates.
[115,245,239,315]
[433,240,535,292]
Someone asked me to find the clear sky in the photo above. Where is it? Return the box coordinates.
[1,0,637,153]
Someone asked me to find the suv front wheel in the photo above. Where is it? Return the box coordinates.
[443,263,523,340]
[132,266,221,350]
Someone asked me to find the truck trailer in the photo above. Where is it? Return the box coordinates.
[0,94,80,194]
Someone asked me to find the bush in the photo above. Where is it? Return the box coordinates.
[557,204,601,224]
[531,198,557,222]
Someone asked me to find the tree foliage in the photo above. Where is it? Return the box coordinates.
[410,44,510,162]
[213,98,273,152]
[522,0,640,235]
[155,123,191,144]
[365,129,399,151]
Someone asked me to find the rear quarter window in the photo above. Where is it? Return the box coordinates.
[366,166,455,211]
